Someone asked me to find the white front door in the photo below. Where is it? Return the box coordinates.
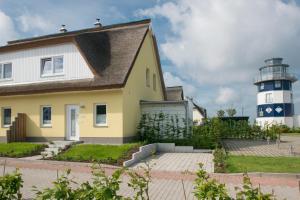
[66,105,79,141]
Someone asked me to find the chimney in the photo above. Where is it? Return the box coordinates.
[94,18,102,28]
[60,25,67,33]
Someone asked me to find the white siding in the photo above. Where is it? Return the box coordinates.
[257,91,292,105]
[193,109,205,125]
[294,115,300,128]
[256,117,294,128]
[0,43,94,86]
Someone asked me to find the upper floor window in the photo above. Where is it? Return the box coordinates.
[2,107,11,127]
[265,93,273,103]
[0,63,12,80]
[153,73,157,91]
[275,80,281,88]
[41,56,64,76]
[146,68,150,87]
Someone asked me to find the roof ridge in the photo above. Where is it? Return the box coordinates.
[6,18,151,46]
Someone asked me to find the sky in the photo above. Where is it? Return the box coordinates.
[0,0,299,119]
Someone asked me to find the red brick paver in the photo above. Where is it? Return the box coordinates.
[1,157,299,200]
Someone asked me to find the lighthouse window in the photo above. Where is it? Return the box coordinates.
[260,83,264,90]
[265,93,273,103]
[275,81,281,88]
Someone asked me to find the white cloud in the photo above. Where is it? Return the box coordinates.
[139,0,300,116]
[0,10,17,45]
[164,71,196,96]
[215,87,238,105]
[17,13,55,33]
[138,0,300,85]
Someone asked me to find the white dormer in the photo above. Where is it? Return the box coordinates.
[0,43,94,86]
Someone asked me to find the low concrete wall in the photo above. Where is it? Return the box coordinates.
[123,143,212,167]
[123,144,157,167]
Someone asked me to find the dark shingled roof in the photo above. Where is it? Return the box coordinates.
[0,19,166,97]
[166,86,184,101]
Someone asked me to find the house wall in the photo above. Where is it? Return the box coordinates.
[123,31,164,137]
[0,90,124,143]
[193,109,204,125]
[0,43,93,86]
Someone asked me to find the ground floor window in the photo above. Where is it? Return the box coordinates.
[2,107,11,127]
[95,104,107,126]
[41,106,52,127]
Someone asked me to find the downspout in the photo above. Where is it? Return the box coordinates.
[184,100,189,136]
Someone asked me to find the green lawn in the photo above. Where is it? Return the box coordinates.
[0,143,46,157]
[55,143,140,165]
[226,155,300,173]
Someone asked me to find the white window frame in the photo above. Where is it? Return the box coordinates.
[0,62,13,81]
[274,80,281,88]
[265,93,273,103]
[94,104,107,127]
[40,56,64,77]
[2,107,11,128]
[41,105,52,127]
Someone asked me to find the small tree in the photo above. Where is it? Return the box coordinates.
[217,110,225,118]
[226,108,237,117]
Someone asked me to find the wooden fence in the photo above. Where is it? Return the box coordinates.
[6,113,26,143]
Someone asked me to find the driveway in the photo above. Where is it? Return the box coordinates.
[223,135,300,157]
[131,152,214,173]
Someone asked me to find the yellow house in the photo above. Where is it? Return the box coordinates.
[0,19,166,143]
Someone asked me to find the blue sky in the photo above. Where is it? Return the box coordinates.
[0,0,299,119]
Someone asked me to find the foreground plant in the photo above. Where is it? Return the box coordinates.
[194,163,231,200]
[194,163,277,200]
[0,169,23,200]
[127,162,152,200]
[33,169,77,200]
[235,174,276,200]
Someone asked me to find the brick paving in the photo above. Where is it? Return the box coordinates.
[223,135,300,157]
[1,158,299,200]
[131,153,214,173]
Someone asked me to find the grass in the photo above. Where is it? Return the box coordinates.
[0,142,46,157]
[226,155,300,173]
[54,143,140,165]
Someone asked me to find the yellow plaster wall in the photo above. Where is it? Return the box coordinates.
[123,31,164,137]
[0,90,123,138]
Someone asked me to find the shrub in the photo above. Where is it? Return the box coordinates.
[213,148,227,173]
[194,163,277,200]
[194,163,231,200]
[0,169,23,200]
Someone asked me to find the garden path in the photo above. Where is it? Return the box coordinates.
[223,135,300,157]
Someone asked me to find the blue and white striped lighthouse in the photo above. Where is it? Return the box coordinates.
[254,58,298,127]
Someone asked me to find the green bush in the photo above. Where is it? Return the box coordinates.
[213,148,227,173]
[0,170,23,200]
[194,164,277,200]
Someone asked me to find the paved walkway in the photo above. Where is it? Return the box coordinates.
[223,135,300,157]
[1,158,299,199]
[131,153,214,173]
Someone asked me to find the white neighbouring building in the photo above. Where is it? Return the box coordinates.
[254,58,298,128]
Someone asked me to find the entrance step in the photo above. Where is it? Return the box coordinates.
[41,140,81,158]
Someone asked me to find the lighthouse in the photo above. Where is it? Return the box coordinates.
[254,58,298,127]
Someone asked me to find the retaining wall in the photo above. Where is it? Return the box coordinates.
[123,143,212,167]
